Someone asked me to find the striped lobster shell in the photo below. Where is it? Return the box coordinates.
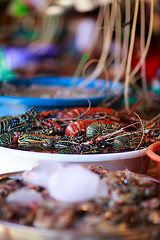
[86,123,122,139]
[57,107,116,121]
[0,133,13,146]
[18,133,54,149]
[65,119,115,137]
[113,132,143,151]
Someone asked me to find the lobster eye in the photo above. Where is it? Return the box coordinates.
[21,115,26,120]
[12,132,19,144]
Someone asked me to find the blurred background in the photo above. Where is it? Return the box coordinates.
[0,0,159,114]
[0,0,159,79]
[0,0,103,79]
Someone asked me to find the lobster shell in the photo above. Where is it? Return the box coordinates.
[65,119,115,137]
[57,107,115,121]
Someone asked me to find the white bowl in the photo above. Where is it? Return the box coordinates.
[0,146,150,174]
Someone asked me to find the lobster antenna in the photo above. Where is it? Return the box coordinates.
[59,97,92,124]
[72,4,105,79]
[95,120,142,142]
[78,1,117,88]
[101,130,140,143]
[100,91,123,108]
[114,0,121,78]
[144,113,160,129]
[124,0,154,111]
[28,11,64,53]
[124,0,139,112]
[133,112,144,150]
[130,0,154,79]
[94,54,115,96]
[111,0,130,86]
[82,58,110,86]
[78,0,131,91]
[128,97,145,115]
[75,97,92,120]
[140,0,148,98]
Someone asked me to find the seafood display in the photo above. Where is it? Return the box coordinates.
[0,106,159,154]
[1,162,160,234]
[1,84,102,99]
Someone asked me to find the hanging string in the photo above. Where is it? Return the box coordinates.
[112,0,130,86]
[78,1,117,88]
[114,1,121,76]
[140,0,148,98]
[124,0,139,112]
[72,4,105,80]
[130,0,154,79]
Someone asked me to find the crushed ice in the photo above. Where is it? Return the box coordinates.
[22,161,107,203]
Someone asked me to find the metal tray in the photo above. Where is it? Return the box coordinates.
[1,172,160,240]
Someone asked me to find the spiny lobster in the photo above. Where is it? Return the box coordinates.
[0,108,63,135]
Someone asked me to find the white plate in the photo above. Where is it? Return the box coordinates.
[0,146,150,175]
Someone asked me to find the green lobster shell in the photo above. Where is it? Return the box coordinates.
[86,123,122,139]
[113,132,143,151]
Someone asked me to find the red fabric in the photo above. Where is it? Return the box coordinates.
[131,50,160,82]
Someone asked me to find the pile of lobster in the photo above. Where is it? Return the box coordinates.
[0,106,159,154]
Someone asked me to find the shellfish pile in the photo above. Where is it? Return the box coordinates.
[0,106,159,154]
[1,163,160,232]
